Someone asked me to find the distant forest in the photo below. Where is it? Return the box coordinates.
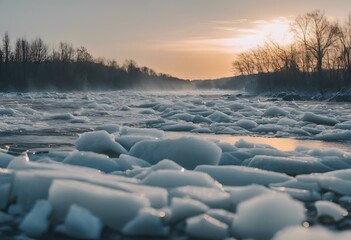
[233,10,351,95]
[0,33,190,91]
[2,10,351,94]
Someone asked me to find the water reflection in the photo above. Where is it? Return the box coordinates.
[166,132,351,152]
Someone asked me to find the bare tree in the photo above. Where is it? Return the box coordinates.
[291,10,340,74]
[30,38,48,63]
[58,42,75,62]
[76,46,92,62]
[14,38,30,63]
[2,32,11,64]
[339,14,351,72]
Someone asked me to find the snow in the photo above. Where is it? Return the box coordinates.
[231,193,305,240]
[315,200,348,221]
[56,204,102,240]
[130,137,222,169]
[75,130,127,156]
[186,214,229,239]
[19,200,52,237]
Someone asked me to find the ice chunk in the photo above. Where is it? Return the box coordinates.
[315,130,351,141]
[302,112,338,126]
[0,169,13,210]
[208,111,232,123]
[19,200,52,237]
[49,179,150,231]
[139,109,156,114]
[325,168,351,181]
[248,156,332,175]
[161,123,198,131]
[206,209,235,226]
[186,214,229,240]
[277,117,298,126]
[116,135,157,151]
[216,142,237,153]
[112,182,168,209]
[192,115,212,124]
[270,179,321,192]
[56,204,102,240]
[130,137,221,169]
[168,113,194,122]
[0,107,17,116]
[120,127,165,138]
[231,193,305,240]
[234,139,255,148]
[273,226,351,240]
[43,112,75,120]
[0,211,13,224]
[271,186,321,201]
[131,159,184,179]
[315,200,348,221]
[297,175,351,195]
[115,154,151,171]
[227,184,273,209]
[335,121,351,130]
[170,186,231,209]
[253,124,285,133]
[219,152,243,165]
[75,131,127,156]
[263,106,288,117]
[168,197,209,224]
[0,152,14,168]
[122,208,169,236]
[63,151,119,173]
[142,170,222,189]
[195,165,292,186]
[95,124,120,133]
[234,119,258,129]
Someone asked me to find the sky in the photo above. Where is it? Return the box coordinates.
[1,0,351,80]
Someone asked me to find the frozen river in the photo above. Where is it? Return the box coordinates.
[0,90,350,153]
[1,90,351,239]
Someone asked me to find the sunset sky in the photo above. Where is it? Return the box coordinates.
[1,0,351,79]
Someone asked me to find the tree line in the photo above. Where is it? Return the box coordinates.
[0,33,189,91]
[232,10,351,95]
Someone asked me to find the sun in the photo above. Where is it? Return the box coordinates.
[225,18,295,53]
